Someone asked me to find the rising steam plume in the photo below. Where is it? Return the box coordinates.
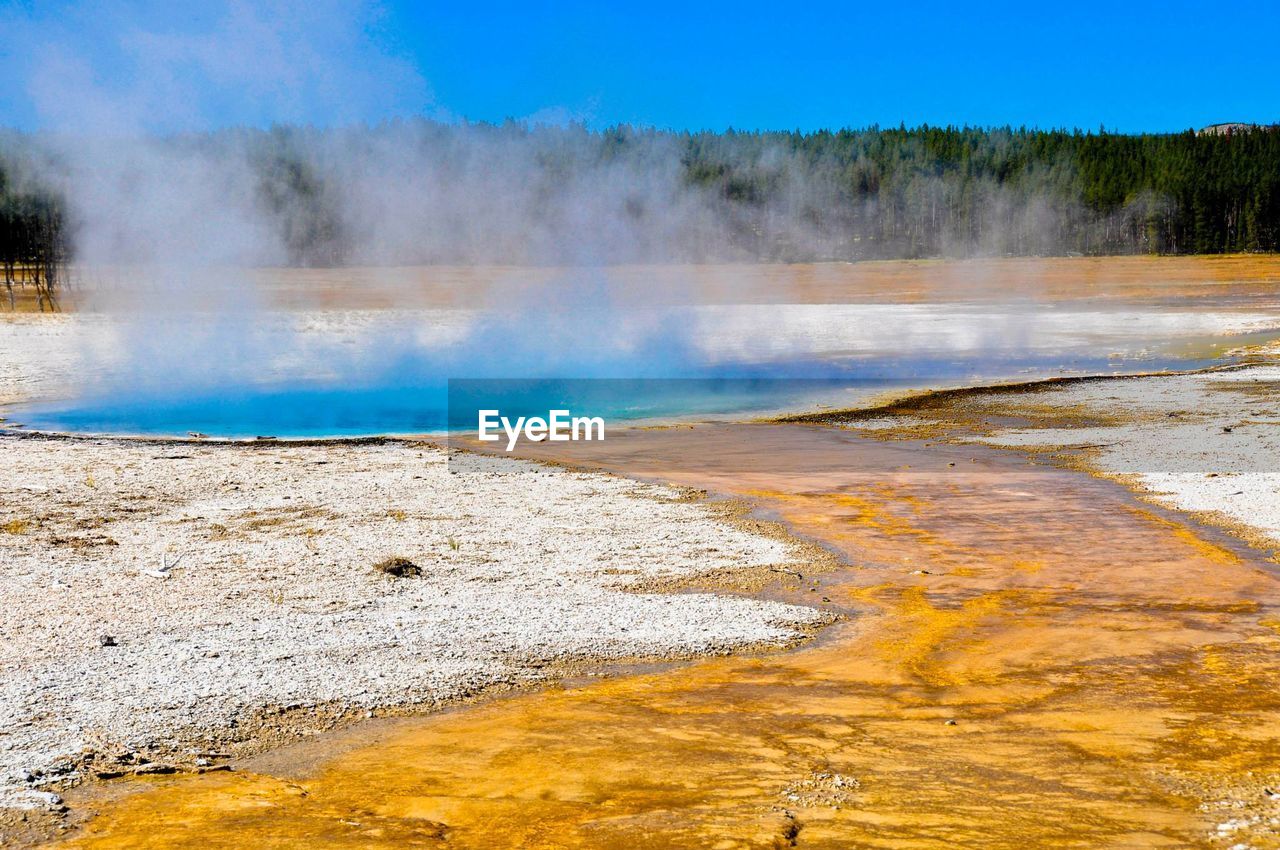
[5,1,1276,280]
[1,0,1273,430]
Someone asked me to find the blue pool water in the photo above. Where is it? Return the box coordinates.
[4,348,1225,439]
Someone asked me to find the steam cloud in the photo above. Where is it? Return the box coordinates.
[0,0,1147,434]
[2,1,749,398]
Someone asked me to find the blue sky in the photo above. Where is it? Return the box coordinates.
[2,0,1277,133]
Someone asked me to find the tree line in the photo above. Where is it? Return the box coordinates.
[678,124,1280,259]
[0,166,66,311]
[2,122,1278,308]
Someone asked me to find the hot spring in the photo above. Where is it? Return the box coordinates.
[6,273,1273,439]
[5,349,1230,439]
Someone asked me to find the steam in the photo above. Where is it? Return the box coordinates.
[0,1,1191,435]
[2,0,735,402]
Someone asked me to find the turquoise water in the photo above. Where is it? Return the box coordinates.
[9,379,845,438]
[5,348,1225,439]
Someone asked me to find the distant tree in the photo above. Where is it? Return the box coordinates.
[2,122,1279,292]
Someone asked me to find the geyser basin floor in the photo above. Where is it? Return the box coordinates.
[0,435,827,825]
[3,256,1278,846]
[55,424,1280,849]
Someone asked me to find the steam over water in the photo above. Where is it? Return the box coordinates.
[2,3,1276,438]
[12,285,1258,437]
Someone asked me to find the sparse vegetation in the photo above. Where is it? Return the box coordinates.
[2,518,29,535]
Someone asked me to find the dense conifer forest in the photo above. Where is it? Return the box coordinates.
[2,122,1277,308]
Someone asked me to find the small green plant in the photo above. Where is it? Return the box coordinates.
[446,536,461,552]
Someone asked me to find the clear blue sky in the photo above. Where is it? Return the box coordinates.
[2,0,1277,134]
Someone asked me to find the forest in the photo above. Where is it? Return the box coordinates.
[1,122,1278,308]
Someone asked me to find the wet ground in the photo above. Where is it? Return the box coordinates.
[54,424,1280,848]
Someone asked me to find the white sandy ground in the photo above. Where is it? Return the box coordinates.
[849,364,1280,551]
[0,436,826,811]
[693,303,1280,362]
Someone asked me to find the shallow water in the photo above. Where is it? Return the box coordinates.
[7,346,1231,438]
[58,424,1280,848]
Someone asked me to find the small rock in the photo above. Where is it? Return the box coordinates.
[944,719,958,726]
[30,791,64,810]
[374,556,421,578]
[196,764,232,774]
[99,635,117,648]
[132,763,177,775]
